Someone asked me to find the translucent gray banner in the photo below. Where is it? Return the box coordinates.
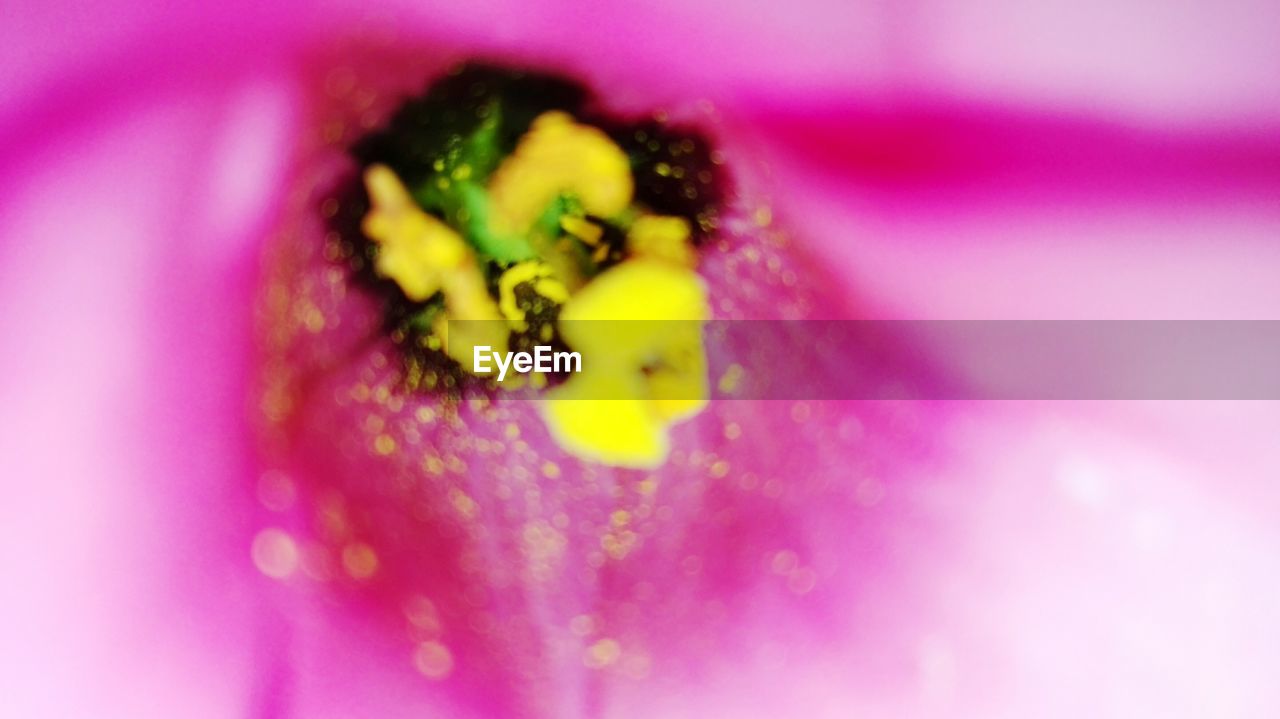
[446,321,1280,399]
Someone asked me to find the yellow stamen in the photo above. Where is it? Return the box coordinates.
[560,215,604,246]
[626,215,695,267]
[487,112,633,235]
[362,164,468,302]
[542,260,709,467]
[362,165,507,372]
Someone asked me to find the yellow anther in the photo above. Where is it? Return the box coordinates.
[362,164,507,372]
[542,260,709,467]
[626,215,695,267]
[487,112,633,235]
[498,261,570,330]
[362,164,469,301]
[560,215,604,246]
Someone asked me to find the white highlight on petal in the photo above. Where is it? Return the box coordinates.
[199,79,297,258]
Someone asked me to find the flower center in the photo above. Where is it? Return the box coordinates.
[335,64,727,468]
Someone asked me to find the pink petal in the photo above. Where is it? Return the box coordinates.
[0,69,297,717]
[3,2,1280,717]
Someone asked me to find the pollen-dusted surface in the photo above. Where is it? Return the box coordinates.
[253,46,945,718]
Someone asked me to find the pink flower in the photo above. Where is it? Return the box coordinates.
[3,1,1280,717]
